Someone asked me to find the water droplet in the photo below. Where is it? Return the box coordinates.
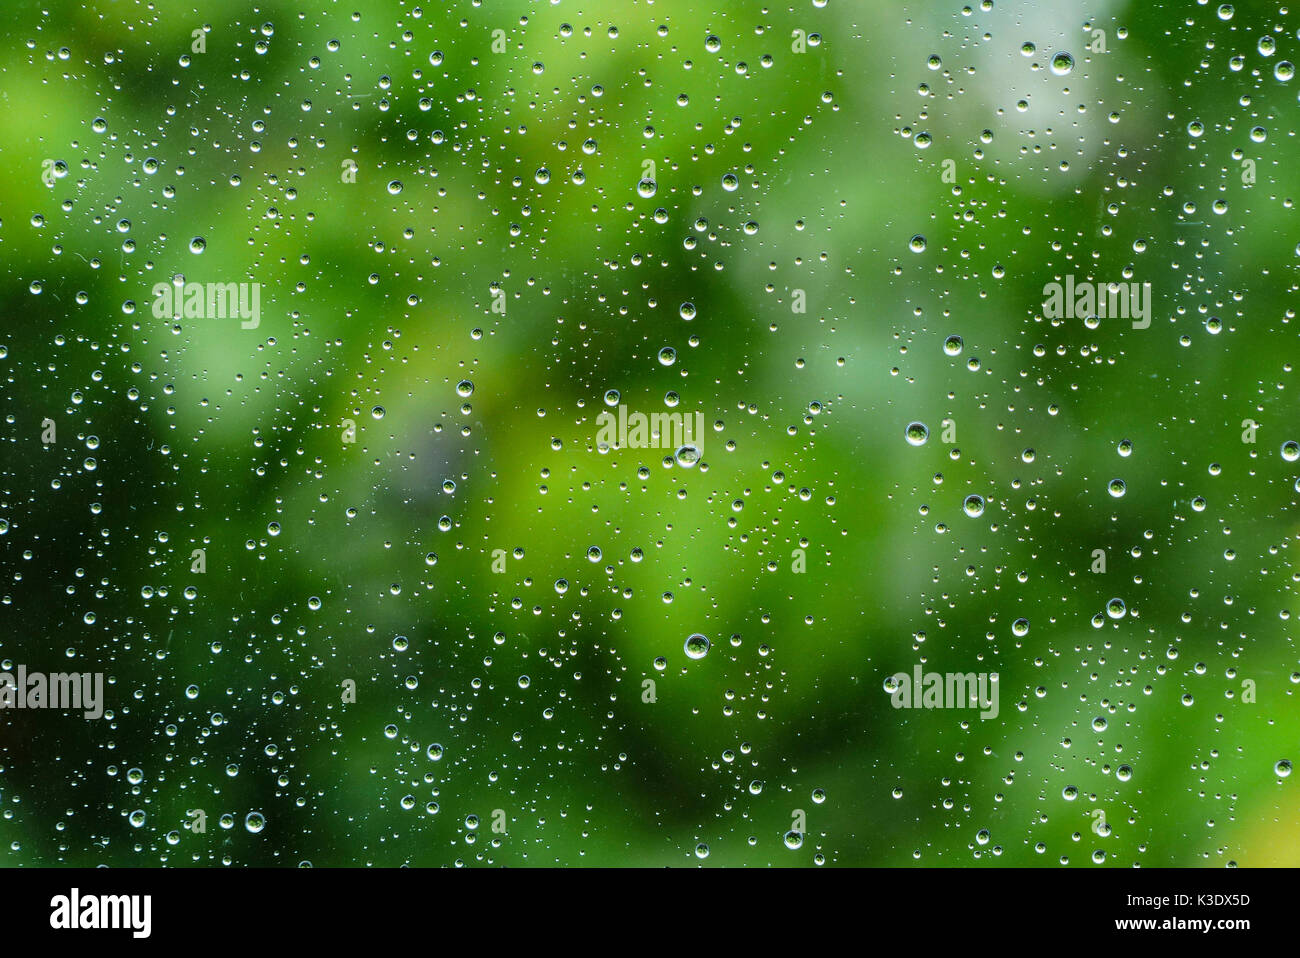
[684,633,710,659]
[905,421,930,446]
[1050,52,1074,75]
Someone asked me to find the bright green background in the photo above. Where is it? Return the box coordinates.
[2,0,1299,866]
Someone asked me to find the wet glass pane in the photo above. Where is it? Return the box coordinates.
[3,0,1298,870]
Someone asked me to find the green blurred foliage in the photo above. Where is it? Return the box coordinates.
[1,0,1299,866]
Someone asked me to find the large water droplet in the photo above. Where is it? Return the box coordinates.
[684,633,710,659]
[1050,52,1074,75]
